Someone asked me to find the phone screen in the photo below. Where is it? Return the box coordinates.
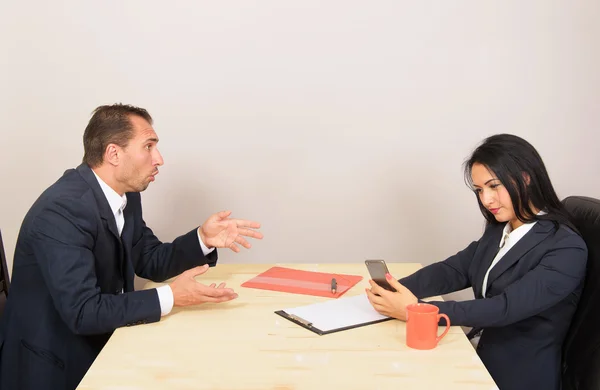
[365,259,396,292]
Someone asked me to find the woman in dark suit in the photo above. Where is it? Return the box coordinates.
[366,134,587,390]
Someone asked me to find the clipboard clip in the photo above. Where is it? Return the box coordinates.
[288,314,312,327]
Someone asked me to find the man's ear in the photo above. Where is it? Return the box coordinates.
[104,144,120,167]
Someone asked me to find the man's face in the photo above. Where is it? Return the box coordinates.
[116,115,163,193]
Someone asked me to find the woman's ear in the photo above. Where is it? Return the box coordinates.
[522,172,531,185]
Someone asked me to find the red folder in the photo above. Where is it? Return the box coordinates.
[241,266,363,298]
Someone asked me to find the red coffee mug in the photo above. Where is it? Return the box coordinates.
[405,303,451,350]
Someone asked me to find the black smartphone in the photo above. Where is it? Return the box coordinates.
[365,259,396,292]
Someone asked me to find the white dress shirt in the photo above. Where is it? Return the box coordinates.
[92,171,214,316]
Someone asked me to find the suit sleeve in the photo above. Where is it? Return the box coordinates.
[30,197,161,336]
[426,233,587,328]
[132,219,218,282]
[126,192,218,282]
[399,239,480,299]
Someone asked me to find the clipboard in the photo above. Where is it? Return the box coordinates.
[241,266,363,298]
[275,294,392,335]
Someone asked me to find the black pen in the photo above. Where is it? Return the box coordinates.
[331,278,337,294]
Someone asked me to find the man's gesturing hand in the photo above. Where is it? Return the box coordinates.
[169,265,238,307]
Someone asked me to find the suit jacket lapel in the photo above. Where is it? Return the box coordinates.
[76,164,129,287]
[120,195,136,292]
[121,203,134,249]
[474,224,504,297]
[484,219,554,291]
[76,164,121,242]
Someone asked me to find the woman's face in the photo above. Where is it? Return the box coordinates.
[471,163,522,229]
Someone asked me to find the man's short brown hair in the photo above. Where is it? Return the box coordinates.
[82,103,153,167]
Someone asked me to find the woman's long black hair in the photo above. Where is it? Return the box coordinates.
[463,134,576,232]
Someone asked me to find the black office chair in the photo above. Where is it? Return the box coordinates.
[561,196,600,390]
[0,229,10,319]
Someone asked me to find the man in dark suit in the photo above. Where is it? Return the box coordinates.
[0,104,263,389]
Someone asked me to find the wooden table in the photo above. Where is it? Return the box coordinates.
[77,263,498,389]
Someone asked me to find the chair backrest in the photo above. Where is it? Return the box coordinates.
[0,229,9,319]
[561,196,600,390]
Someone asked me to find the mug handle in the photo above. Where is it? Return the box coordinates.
[436,314,451,344]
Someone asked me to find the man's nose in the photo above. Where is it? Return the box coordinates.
[153,149,164,166]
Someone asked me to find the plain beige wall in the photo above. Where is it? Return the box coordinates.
[1,1,599,301]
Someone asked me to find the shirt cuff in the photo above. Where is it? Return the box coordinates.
[197,228,216,256]
[156,285,174,317]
